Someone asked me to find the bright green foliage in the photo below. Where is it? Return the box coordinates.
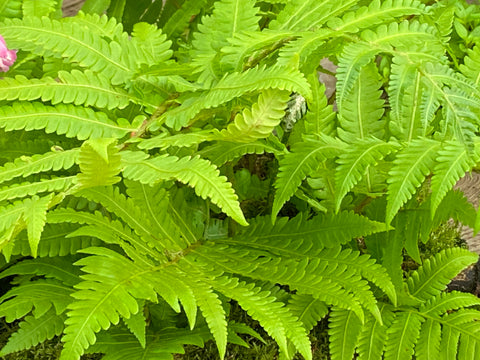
[1,0,480,359]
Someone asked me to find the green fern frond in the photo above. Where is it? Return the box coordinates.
[211,275,312,360]
[22,0,57,17]
[384,312,424,360]
[22,194,53,258]
[0,309,66,356]
[121,152,247,226]
[190,0,259,84]
[430,140,480,215]
[0,176,76,203]
[338,63,386,143]
[0,71,134,108]
[77,138,122,188]
[272,135,344,220]
[122,302,147,348]
[129,22,172,67]
[407,248,478,301]
[287,294,328,331]
[328,0,426,34]
[60,247,159,360]
[235,212,388,250]
[125,181,190,249]
[0,17,132,85]
[10,223,101,258]
[162,0,214,40]
[0,149,78,185]
[386,138,440,224]
[420,291,480,317]
[460,45,480,87]
[199,139,285,166]
[329,307,363,360]
[356,304,396,360]
[71,186,169,256]
[0,255,81,286]
[0,0,22,19]
[63,12,125,41]
[335,138,395,212]
[163,65,312,130]
[415,318,441,360]
[0,102,135,140]
[219,89,290,142]
[269,0,356,31]
[0,278,73,322]
[222,29,295,71]
[138,130,217,151]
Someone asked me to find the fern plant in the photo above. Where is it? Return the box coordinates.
[1,0,480,359]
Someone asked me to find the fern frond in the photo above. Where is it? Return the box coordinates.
[163,65,312,130]
[138,130,217,151]
[71,186,170,256]
[11,223,101,258]
[162,0,214,40]
[0,255,81,286]
[329,307,363,360]
[356,304,395,360]
[415,318,441,360]
[384,312,424,360]
[460,45,480,87]
[0,278,73,322]
[407,248,478,301]
[190,0,259,84]
[199,139,285,166]
[272,135,344,220]
[328,0,426,33]
[125,181,191,249]
[122,302,146,348]
[0,309,66,356]
[420,291,480,317]
[386,138,440,224]
[0,71,144,110]
[334,138,395,212]
[211,275,312,360]
[430,140,480,215]
[22,0,57,17]
[0,102,135,140]
[129,22,172,68]
[219,89,290,142]
[60,248,158,360]
[63,12,125,41]
[0,0,22,19]
[269,0,356,31]
[0,149,78,185]
[0,17,131,85]
[338,63,386,143]
[222,29,295,72]
[0,176,76,202]
[77,138,122,188]
[22,194,53,258]
[287,294,328,331]
[121,152,247,226]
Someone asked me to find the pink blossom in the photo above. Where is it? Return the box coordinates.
[0,35,17,73]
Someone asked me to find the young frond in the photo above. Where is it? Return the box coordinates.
[162,65,312,130]
[219,89,290,142]
[121,152,247,226]
[272,135,344,220]
[0,17,132,85]
[407,248,478,301]
[77,138,122,188]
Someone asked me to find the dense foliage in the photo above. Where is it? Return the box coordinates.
[1,0,480,359]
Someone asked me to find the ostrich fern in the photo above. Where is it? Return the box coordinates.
[1,0,480,359]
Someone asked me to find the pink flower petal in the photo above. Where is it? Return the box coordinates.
[0,35,17,72]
